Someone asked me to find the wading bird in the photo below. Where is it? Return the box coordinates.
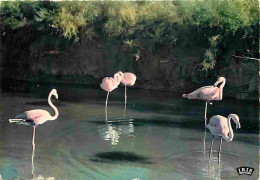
[206,114,240,161]
[117,71,136,110]
[100,72,122,120]
[9,89,59,174]
[182,77,226,125]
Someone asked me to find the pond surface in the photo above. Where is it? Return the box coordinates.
[0,84,259,180]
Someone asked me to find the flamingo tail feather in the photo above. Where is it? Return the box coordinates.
[9,119,35,126]
[182,94,193,99]
[9,119,24,123]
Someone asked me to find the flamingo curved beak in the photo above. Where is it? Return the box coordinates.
[236,122,241,129]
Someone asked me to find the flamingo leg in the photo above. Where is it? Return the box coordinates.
[204,102,208,154]
[204,102,208,126]
[124,85,127,110]
[203,127,206,154]
[209,135,214,159]
[32,126,36,152]
[32,126,36,175]
[217,159,221,177]
[106,92,110,109]
[218,137,222,162]
[105,92,109,121]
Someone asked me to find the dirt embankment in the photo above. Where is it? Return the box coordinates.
[1,41,258,101]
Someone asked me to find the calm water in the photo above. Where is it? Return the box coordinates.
[0,84,259,180]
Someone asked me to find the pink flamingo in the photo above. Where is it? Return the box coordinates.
[182,77,226,125]
[9,89,59,174]
[100,72,122,119]
[206,114,240,161]
[117,71,136,109]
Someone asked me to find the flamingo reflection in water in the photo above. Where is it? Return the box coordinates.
[9,89,59,175]
[33,175,55,180]
[98,119,135,145]
[104,124,121,145]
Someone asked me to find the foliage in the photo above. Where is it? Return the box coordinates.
[202,35,221,71]
[52,2,100,39]
[104,2,138,36]
[178,0,258,31]
[0,0,258,81]
[138,2,179,24]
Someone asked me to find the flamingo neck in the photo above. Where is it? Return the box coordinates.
[223,116,234,142]
[48,92,59,120]
[219,79,226,99]
[114,73,122,86]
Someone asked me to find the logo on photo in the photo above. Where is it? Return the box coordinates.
[237,167,254,176]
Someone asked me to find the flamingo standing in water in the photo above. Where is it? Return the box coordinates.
[9,89,59,174]
[117,71,136,109]
[182,77,226,125]
[100,72,122,120]
[206,114,240,161]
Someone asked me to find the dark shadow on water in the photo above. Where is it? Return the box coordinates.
[90,151,152,164]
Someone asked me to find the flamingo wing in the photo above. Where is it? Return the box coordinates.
[183,86,214,99]
[207,115,229,136]
[15,113,28,119]
[207,124,220,136]
[13,112,36,126]
[26,110,46,119]
[201,86,219,100]
[196,86,219,100]
[122,73,136,86]
[100,77,118,92]
[25,109,51,125]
